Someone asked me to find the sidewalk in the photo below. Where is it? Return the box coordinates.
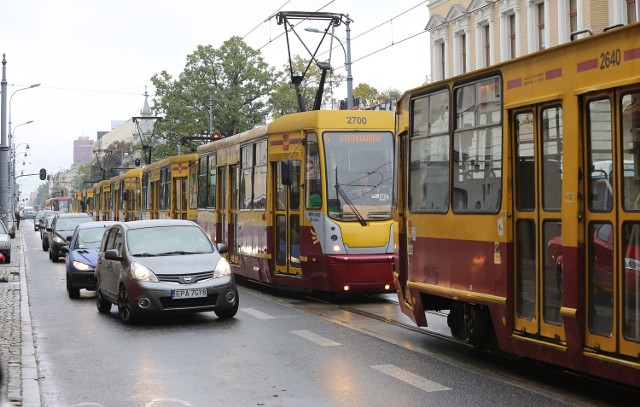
[0,226,41,406]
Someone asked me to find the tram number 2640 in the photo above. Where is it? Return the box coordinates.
[600,49,621,69]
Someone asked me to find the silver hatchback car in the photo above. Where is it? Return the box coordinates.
[95,219,238,324]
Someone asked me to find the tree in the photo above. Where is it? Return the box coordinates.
[269,55,345,117]
[353,83,378,107]
[90,140,133,182]
[151,37,276,159]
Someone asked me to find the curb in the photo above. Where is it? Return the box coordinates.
[17,229,40,406]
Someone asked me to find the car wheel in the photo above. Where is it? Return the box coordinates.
[96,281,112,314]
[10,233,15,239]
[42,241,48,251]
[66,274,80,299]
[117,285,136,324]
[214,297,239,320]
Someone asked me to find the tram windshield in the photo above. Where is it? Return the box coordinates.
[323,131,394,222]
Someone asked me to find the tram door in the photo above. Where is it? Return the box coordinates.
[228,164,239,264]
[512,105,565,342]
[174,177,187,219]
[583,90,640,357]
[274,160,302,276]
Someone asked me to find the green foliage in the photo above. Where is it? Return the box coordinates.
[151,37,276,158]
[269,55,345,117]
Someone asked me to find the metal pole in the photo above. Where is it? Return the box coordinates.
[1,55,9,227]
[345,15,353,110]
[209,94,213,134]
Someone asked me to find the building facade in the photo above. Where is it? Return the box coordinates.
[427,0,639,81]
[73,137,94,166]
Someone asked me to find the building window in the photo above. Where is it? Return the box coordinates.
[537,3,545,50]
[628,0,637,23]
[439,42,445,80]
[569,0,577,33]
[460,33,467,74]
[509,14,517,59]
[483,25,490,68]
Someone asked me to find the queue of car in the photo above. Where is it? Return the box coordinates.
[27,210,239,324]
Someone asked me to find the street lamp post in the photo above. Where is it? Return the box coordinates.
[10,124,32,208]
[305,16,353,110]
[132,90,161,165]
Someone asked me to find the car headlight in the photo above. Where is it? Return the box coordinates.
[72,261,94,272]
[214,257,231,278]
[624,257,640,271]
[130,262,159,282]
[53,236,66,244]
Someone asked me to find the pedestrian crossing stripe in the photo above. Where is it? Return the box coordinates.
[240,307,275,320]
[371,364,450,393]
[291,330,341,347]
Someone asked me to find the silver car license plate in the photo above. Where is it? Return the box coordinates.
[172,288,207,299]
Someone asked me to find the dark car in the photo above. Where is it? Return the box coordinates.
[62,221,118,299]
[47,212,94,262]
[41,213,58,251]
[95,219,238,324]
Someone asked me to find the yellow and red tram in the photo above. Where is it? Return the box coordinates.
[197,110,396,293]
[393,23,640,387]
[140,154,199,221]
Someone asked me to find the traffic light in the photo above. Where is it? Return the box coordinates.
[212,132,222,141]
[39,168,47,180]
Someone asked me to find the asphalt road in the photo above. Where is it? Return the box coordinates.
[19,222,632,407]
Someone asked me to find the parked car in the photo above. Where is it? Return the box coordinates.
[47,212,94,262]
[0,221,11,263]
[95,219,238,323]
[41,212,59,250]
[62,221,118,299]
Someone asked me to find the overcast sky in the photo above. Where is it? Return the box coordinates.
[2,0,430,199]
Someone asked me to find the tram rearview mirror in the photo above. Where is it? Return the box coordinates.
[281,160,293,186]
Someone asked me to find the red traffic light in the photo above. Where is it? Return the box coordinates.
[212,132,222,141]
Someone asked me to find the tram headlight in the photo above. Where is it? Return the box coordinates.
[214,257,231,278]
[624,257,640,271]
[332,244,341,252]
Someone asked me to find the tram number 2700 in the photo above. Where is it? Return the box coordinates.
[347,116,367,125]
[600,49,621,69]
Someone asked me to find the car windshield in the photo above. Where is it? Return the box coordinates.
[127,225,214,256]
[56,217,91,231]
[75,228,108,250]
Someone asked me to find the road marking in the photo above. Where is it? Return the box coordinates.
[240,307,275,319]
[291,330,341,347]
[371,364,450,393]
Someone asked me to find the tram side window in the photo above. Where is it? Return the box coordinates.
[240,144,254,210]
[208,155,216,208]
[452,76,502,213]
[622,92,640,211]
[588,99,613,212]
[160,167,170,211]
[305,133,322,209]
[198,156,208,208]
[409,89,450,213]
[541,106,563,212]
[142,173,149,211]
[253,140,267,210]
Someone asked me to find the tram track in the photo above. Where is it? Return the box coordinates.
[238,281,638,406]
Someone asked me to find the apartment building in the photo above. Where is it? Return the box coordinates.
[426,0,639,81]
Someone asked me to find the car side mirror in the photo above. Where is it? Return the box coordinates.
[104,249,123,261]
[66,236,73,242]
[216,243,228,254]
[46,227,52,232]
[60,246,69,254]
